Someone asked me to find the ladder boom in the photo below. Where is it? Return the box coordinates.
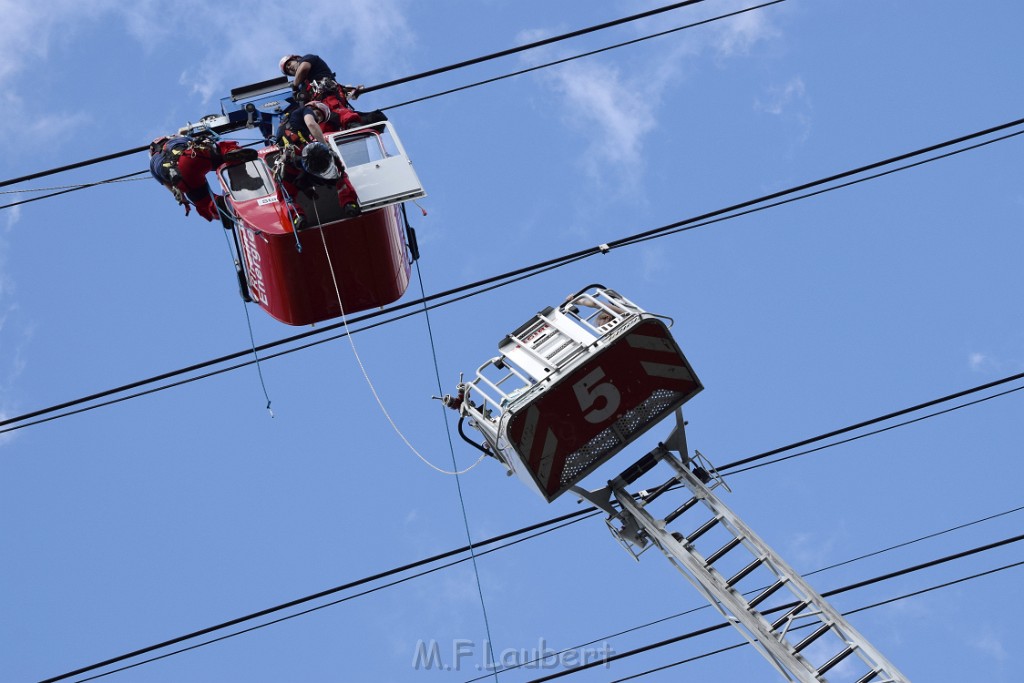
[446,287,911,682]
[597,421,910,683]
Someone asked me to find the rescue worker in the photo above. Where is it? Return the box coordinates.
[274,102,360,229]
[149,134,256,221]
[279,53,383,130]
[279,54,337,94]
[279,101,343,145]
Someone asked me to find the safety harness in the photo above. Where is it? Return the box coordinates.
[154,136,221,186]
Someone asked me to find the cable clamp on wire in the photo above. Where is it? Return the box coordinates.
[598,243,611,254]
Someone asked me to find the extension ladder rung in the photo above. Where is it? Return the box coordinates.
[705,536,743,565]
[771,600,809,631]
[748,578,787,608]
[685,514,721,544]
[641,476,680,505]
[794,622,834,653]
[726,557,765,587]
[819,644,857,675]
[664,495,700,524]
[614,452,661,487]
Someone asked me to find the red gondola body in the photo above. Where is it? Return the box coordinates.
[215,122,424,326]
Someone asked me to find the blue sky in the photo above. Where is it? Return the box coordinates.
[1,1,1022,681]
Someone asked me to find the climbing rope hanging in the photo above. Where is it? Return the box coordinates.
[216,201,275,417]
[309,201,485,476]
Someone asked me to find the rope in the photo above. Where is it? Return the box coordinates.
[311,200,482,475]
[413,244,498,678]
[216,202,274,417]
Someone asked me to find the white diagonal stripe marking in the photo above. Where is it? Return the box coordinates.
[640,360,693,381]
[627,334,674,352]
[536,428,559,487]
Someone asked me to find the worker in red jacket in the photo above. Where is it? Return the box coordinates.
[274,103,361,230]
[279,53,383,130]
[149,135,256,221]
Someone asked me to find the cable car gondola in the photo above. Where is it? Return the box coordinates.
[185,77,426,326]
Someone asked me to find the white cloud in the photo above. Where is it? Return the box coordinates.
[711,4,780,58]
[968,349,1022,374]
[0,0,127,82]
[518,3,784,191]
[536,59,657,185]
[0,0,415,112]
[755,76,812,147]
[756,76,806,116]
[25,112,95,147]
[787,530,838,570]
[172,0,416,103]
[640,245,670,281]
[0,231,12,318]
[971,629,1008,661]
[0,229,28,447]
[4,202,22,230]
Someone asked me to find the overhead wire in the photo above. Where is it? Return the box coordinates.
[717,370,1024,473]
[723,382,1024,475]
[0,177,147,194]
[50,521,1024,683]
[459,502,1024,682]
[380,0,786,111]
[0,0,715,192]
[38,384,1023,681]
[5,2,1014,679]
[359,0,712,95]
[42,514,597,683]
[0,171,148,211]
[0,252,595,435]
[525,533,1024,682]
[2,118,1023,435]
[617,128,1024,249]
[602,122,1024,253]
[0,147,149,190]
[606,560,1024,682]
[23,297,1024,680]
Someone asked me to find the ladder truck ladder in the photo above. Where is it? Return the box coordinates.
[444,287,911,681]
[579,412,911,683]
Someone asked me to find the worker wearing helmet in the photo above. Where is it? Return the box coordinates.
[149,134,256,221]
[280,53,347,104]
[280,54,334,90]
[274,103,360,228]
[278,101,344,146]
[280,52,366,125]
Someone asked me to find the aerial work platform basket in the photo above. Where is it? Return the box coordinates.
[447,286,702,502]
